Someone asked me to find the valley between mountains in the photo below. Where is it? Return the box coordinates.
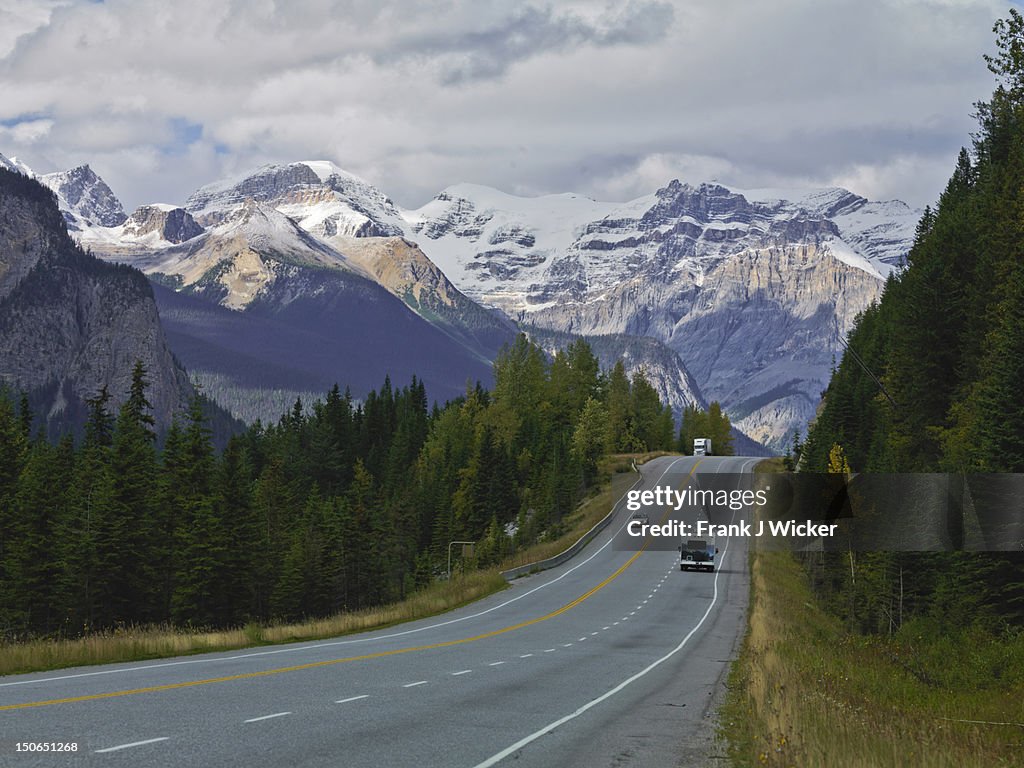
[0,153,917,450]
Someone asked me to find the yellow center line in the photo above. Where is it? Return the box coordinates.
[2,459,702,712]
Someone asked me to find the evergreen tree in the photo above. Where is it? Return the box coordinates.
[801,12,1024,630]
[607,361,641,452]
[0,336,684,632]
[572,397,611,485]
[171,397,225,626]
[105,362,159,623]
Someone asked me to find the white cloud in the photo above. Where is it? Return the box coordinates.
[0,0,69,58]
[0,117,53,144]
[0,0,1007,209]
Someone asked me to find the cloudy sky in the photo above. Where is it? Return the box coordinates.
[0,0,1012,210]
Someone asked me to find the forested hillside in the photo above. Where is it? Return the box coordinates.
[801,12,1024,631]
[0,335,677,638]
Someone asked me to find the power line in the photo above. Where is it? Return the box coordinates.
[836,335,899,409]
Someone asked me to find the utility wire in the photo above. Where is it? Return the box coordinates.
[836,335,899,409]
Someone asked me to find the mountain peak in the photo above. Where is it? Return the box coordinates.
[0,153,34,177]
[38,163,127,229]
[185,160,404,238]
[122,204,204,245]
[295,159,368,185]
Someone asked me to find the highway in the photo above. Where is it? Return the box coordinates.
[1,455,759,768]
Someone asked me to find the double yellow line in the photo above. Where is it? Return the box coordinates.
[2,459,701,712]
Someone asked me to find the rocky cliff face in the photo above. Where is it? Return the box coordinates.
[38,164,127,230]
[333,236,516,360]
[122,204,204,244]
[0,168,191,432]
[407,181,915,450]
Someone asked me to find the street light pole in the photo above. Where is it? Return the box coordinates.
[447,540,475,580]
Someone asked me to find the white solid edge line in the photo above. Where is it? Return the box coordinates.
[244,712,291,723]
[94,737,169,753]
[4,457,690,690]
[471,457,757,768]
[335,695,369,703]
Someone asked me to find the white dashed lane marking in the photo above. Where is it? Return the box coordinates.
[403,681,428,688]
[244,712,291,723]
[335,695,369,704]
[95,738,169,754]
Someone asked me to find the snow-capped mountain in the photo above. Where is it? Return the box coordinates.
[100,199,372,310]
[405,180,915,314]
[0,152,33,177]
[404,180,918,450]
[0,153,127,231]
[77,188,503,420]
[78,203,205,253]
[736,185,917,269]
[38,165,127,230]
[186,161,407,237]
[9,151,918,447]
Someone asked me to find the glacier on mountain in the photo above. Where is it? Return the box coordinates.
[8,153,918,450]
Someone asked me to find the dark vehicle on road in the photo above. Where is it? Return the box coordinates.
[679,539,717,572]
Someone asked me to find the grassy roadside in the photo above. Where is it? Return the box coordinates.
[0,451,667,676]
[719,463,1024,767]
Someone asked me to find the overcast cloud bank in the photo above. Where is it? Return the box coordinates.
[0,0,1007,210]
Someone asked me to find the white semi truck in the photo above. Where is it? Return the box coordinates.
[693,438,712,456]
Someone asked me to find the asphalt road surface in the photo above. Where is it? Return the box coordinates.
[1,455,759,768]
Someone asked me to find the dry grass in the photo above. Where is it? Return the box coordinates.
[720,511,1024,766]
[0,571,507,677]
[0,452,669,677]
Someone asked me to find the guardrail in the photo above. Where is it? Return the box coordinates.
[500,458,647,581]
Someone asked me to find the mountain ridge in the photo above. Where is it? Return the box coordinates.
[3,152,916,448]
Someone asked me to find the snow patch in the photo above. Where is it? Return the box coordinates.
[824,237,884,279]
